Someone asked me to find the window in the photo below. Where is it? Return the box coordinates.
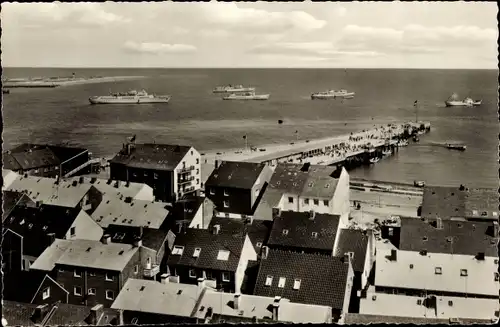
[89,272,96,277]
[224,190,229,196]
[448,300,453,307]
[311,232,318,238]
[134,265,139,274]
[193,248,201,258]
[223,200,229,208]
[206,271,213,279]
[70,227,76,236]
[278,277,286,288]
[313,199,319,205]
[304,198,309,205]
[189,269,197,278]
[282,229,289,236]
[88,288,96,295]
[74,270,82,278]
[154,173,158,179]
[42,287,50,300]
[106,290,114,300]
[256,242,262,248]
[460,269,468,277]
[435,267,442,275]
[196,158,200,164]
[409,264,414,269]
[495,273,499,281]
[105,273,114,281]
[210,188,215,195]
[323,200,329,206]
[196,178,200,185]
[74,286,82,296]
[417,299,422,305]
[265,275,273,286]
[217,250,230,261]
[58,268,65,273]
[288,197,293,203]
[293,279,301,290]
[172,246,184,255]
[221,272,230,282]
[131,318,139,325]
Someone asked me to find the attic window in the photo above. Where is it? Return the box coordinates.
[435,267,442,275]
[265,275,273,286]
[311,232,318,238]
[460,269,468,277]
[256,242,262,248]
[417,299,422,305]
[217,250,230,261]
[448,301,453,307]
[288,197,293,203]
[278,277,286,288]
[481,211,488,216]
[409,264,414,269]
[172,246,184,255]
[422,236,428,241]
[193,248,201,258]
[293,279,301,290]
[282,229,289,236]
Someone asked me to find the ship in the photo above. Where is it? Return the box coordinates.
[89,90,170,105]
[445,143,467,151]
[222,91,270,101]
[213,85,255,93]
[445,93,482,107]
[2,89,10,94]
[311,89,355,100]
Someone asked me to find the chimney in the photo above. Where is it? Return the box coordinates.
[214,160,219,169]
[32,304,50,323]
[212,224,220,235]
[309,210,316,220]
[476,252,485,261]
[493,221,499,237]
[234,293,241,310]
[160,273,170,284]
[133,237,143,248]
[87,304,104,326]
[197,277,206,288]
[47,233,56,246]
[343,252,351,264]
[261,246,269,259]
[79,176,84,184]
[272,296,281,321]
[436,218,443,229]
[102,234,111,244]
[391,249,397,261]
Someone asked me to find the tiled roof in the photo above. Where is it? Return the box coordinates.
[399,217,498,257]
[6,174,93,208]
[91,193,169,229]
[464,188,498,220]
[205,161,265,189]
[3,152,23,171]
[109,143,191,171]
[269,164,310,194]
[267,211,340,252]
[2,190,34,221]
[31,238,138,272]
[333,228,370,273]
[3,204,82,257]
[344,313,492,325]
[1,301,38,326]
[105,224,168,251]
[111,278,205,317]
[253,249,350,310]
[7,146,60,170]
[167,228,246,272]
[208,217,272,253]
[375,241,499,297]
[70,176,154,201]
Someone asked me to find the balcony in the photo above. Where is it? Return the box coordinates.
[179,165,195,173]
[143,264,160,278]
[178,176,194,185]
[183,186,196,194]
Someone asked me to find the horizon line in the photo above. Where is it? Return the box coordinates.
[2,66,498,70]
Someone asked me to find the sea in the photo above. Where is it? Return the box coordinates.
[2,68,498,188]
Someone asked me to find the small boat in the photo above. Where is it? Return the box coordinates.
[397,140,409,147]
[445,143,467,151]
[445,93,482,107]
[222,91,270,100]
[413,135,419,142]
[369,157,380,164]
[414,180,425,187]
[89,89,170,104]
[311,89,355,100]
[382,149,392,156]
[278,120,284,124]
[2,89,10,94]
[213,85,255,93]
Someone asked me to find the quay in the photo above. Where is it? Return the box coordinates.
[202,121,431,168]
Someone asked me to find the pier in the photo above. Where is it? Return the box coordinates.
[203,121,431,168]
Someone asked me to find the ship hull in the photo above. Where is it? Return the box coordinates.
[445,100,482,107]
[213,88,255,93]
[89,96,170,105]
[222,94,270,100]
[311,92,355,100]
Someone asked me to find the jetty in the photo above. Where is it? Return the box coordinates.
[203,121,431,168]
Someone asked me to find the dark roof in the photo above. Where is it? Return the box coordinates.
[167,228,246,272]
[267,211,340,252]
[2,301,120,326]
[333,229,370,273]
[253,249,350,310]
[421,186,498,220]
[167,197,205,222]
[2,270,48,303]
[399,217,498,257]
[3,152,23,170]
[268,163,310,193]
[9,147,60,170]
[105,224,168,252]
[2,190,34,221]
[205,161,265,189]
[343,313,493,325]
[109,143,191,171]
[209,217,272,253]
[3,204,81,257]
[45,144,89,162]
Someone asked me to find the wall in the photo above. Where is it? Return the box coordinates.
[31,275,69,305]
[340,260,355,321]
[138,246,159,278]
[134,185,155,201]
[169,265,235,293]
[298,195,334,214]
[123,310,197,325]
[174,147,202,200]
[332,169,350,222]
[65,211,103,241]
[2,170,19,189]
[120,249,142,290]
[208,187,252,215]
[362,232,376,290]
[279,193,300,212]
[250,166,274,209]
[1,229,23,272]
[85,186,103,215]
[235,235,258,294]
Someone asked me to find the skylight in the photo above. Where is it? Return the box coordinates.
[278,277,286,288]
[217,250,230,261]
[293,279,301,290]
[265,275,273,286]
[172,246,184,255]
[282,229,289,236]
[193,248,201,258]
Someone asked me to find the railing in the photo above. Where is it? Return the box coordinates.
[63,158,100,178]
[143,265,160,278]
[179,165,195,173]
[178,176,194,184]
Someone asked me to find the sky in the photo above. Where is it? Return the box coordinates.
[1,1,498,69]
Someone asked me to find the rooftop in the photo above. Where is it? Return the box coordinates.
[109,143,192,171]
[2,270,49,303]
[205,161,266,189]
[254,249,350,310]
[3,145,60,171]
[68,176,154,201]
[166,228,247,272]
[267,210,340,252]
[2,190,34,221]
[91,193,169,229]
[104,224,168,252]
[333,228,371,273]
[344,313,493,325]
[399,217,498,257]
[252,188,283,221]
[111,278,207,318]
[376,241,499,297]
[31,238,139,272]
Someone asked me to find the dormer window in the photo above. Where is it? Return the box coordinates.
[308,183,313,187]
[435,267,442,275]
[293,279,301,290]
[282,229,289,236]
[172,246,184,255]
[409,264,414,269]
[193,248,201,258]
[481,211,488,216]
[460,269,468,277]
[278,277,286,288]
[495,272,499,282]
[422,236,428,241]
[323,200,329,206]
[265,275,273,286]
[217,250,230,261]
[256,242,262,248]
[311,232,318,238]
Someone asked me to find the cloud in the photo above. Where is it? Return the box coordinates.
[335,6,348,17]
[249,42,383,59]
[123,41,197,54]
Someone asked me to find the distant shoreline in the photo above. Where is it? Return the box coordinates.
[3,76,147,88]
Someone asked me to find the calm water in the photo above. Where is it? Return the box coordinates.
[2,68,498,188]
